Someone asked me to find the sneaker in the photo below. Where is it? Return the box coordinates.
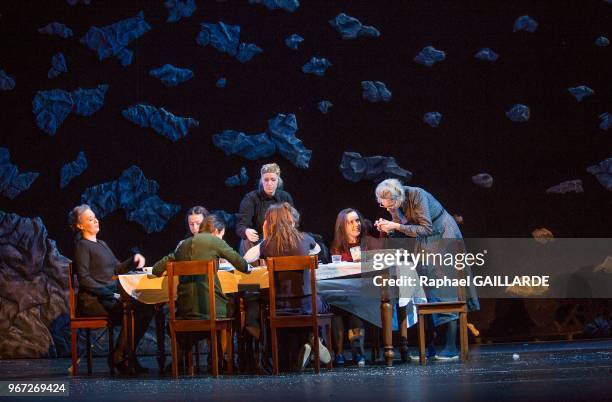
[355,354,366,368]
[409,346,437,361]
[334,354,345,366]
[298,343,312,370]
[434,349,459,361]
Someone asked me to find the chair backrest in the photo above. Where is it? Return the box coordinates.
[265,255,318,319]
[67,263,77,320]
[167,260,218,325]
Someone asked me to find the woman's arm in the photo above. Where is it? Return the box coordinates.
[214,237,249,273]
[235,193,256,240]
[393,191,434,237]
[152,252,176,277]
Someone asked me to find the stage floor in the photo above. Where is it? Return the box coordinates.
[1,340,611,402]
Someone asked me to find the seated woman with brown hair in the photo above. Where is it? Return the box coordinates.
[329,208,368,367]
[260,202,331,370]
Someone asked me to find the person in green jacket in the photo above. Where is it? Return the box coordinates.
[152,214,250,319]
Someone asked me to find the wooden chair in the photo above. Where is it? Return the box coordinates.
[167,260,234,378]
[266,255,333,375]
[415,271,469,365]
[68,263,114,376]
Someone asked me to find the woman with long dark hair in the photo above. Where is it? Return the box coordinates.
[329,208,368,367]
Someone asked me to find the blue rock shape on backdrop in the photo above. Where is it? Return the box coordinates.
[48,53,68,79]
[0,148,39,199]
[149,64,193,86]
[67,0,91,4]
[80,11,151,67]
[32,89,73,135]
[165,0,196,23]
[267,113,312,169]
[361,81,392,103]
[225,167,249,187]
[567,85,594,102]
[0,211,71,358]
[318,100,333,114]
[546,180,583,194]
[472,173,493,188]
[586,158,612,190]
[196,21,262,63]
[33,84,109,134]
[0,70,16,91]
[599,113,611,130]
[122,104,199,142]
[213,130,277,160]
[211,210,237,229]
[60,151,87,188]
[302,57,332,76]
[236,43,263,63]
[506,104,530,122]
[81,166,180,233]
[474,48,499,61]
[513,15,538,32]
[197,21,240,55]
[423,112,442,127]
[415,46,446,67]
[285,34,304,49]
[71,84,108,116]
[216,77,227,88]
[329,13,381,40]
[38,22,73,38]
[595,36,610,47]
[249,0,299,12]
[339,151,412,183]
[213,114,311,168]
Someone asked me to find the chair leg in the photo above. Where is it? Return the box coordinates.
[271,326,279,375]
[211,329,219,377]
[86,329,93,374]
[108,325,115,375]
[313,325,320,374]
[460,312,469,362]
[170,327,178,379]
[398,305,409,362]
[418,313,426,366]
[71,328,78,376]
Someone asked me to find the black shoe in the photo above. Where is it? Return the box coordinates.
[113,360,135,375]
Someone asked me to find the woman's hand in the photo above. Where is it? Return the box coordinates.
[133,253,146,268]
[245,228,259,242]
[374,219,398,233]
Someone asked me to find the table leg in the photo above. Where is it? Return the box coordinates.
[381,298,394,367]
[155,304,166,373]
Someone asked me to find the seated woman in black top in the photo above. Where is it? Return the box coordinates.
[260,202,331,370]
[68,204,154,374]
[235,163,294,255]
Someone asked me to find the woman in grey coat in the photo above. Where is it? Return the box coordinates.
[374,178,479,360]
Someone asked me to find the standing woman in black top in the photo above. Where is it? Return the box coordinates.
[235,163,294,255]
[68,204,154,373]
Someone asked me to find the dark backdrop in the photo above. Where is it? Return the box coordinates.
[1,0,610,262]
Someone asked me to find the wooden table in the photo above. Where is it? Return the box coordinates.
[119,262,410,368]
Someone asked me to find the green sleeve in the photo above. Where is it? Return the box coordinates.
[214,237,248,273]
[152,252,175,277]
